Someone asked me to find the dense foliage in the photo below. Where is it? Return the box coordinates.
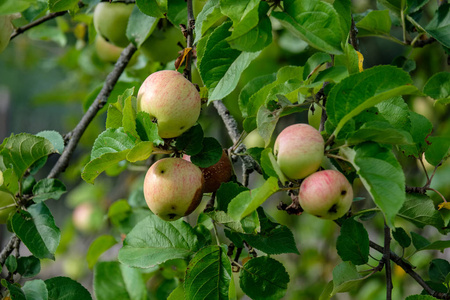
[0,0,450,299]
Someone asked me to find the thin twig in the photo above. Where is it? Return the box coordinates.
[350,16,359,51]
[183,0,195,82]
[47,43,137,179]
[10,11,67,40]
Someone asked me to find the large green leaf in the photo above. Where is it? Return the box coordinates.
[227,177,279,220]
[184,245,232,300]
[398,111,432,158]
[135,0,166,18]
[94,261,147,300]
[272,0,344,55]
[12,203,60,260]
[198,22,260,102]
[87,235,118,269]
[356,10,391,36]
[423,72,450,105]
[32,179,66,203]
[126,5,158,47]
[194,0,223,44]
[239,256,290,300]
[82,128,135,183]
[336,218,369,265]
[397,193,444,230]
[331,262,363,295]
[118,214,200,268]
[48,0,79,12]
[342,143,405,227]
[326,65,417,137]
[425,4,450,48]
[0,133,55,179]
[45,277,92,300]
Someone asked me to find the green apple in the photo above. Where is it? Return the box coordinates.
[308,103,322,130]
[0,189,16,224]
[274,123,324,180]
[0,15,14,54]
[143,157,204,221]
[95,34,123,63]
[0,170,3,186]
[137,70,201,138]
[93,1,134,47]
[184,150,233,193]
[243,130,265,149]
[299,170,353,220]
[141,23,185,64]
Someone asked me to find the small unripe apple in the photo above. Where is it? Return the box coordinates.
[299,170,353,220]
[308,103,322,130]
[0,170,3,186]
[0,190,15,224]
[137,70,201,138]
[93,2,134,47]
[141,23,185,64]
[274,123,324,180]
[243,130,265,149]
[143,157,204,221]
[184,150,233,193]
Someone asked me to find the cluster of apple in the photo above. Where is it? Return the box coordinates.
[274,124,353,220]
[93,1,184,65]
[138,70,233,221]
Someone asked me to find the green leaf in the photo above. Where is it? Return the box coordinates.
[239,73,276,118]
[5,255,17,273]
[5,281,26,300]
[84,81,140,113]
[260,148,288,184]
[326,65,417,137]
[168,285,185,300]
[0,0,31,15]
[228,177,279,220]
[398,111,433,158]
[36,131,64,154]
[121,93,139,141]
[22,279,48,300]
[174,124,204,156]
[198,21,261,102]
[17,256,41,278]
[94,261,147,300]
[45,277,92,300]
[167,0,186,27]
[336,218,369,265]
[342,143,405,227]
[12,203,60,260]
[135,0,166,18]
[135,112,163,145]
[429,259,450,284]
[271,0,344,55]
[118,214,200,268]
[87,235,118,269]
[406,295,440,300]
[32,179,66,203]
[356,10,392,36]
[226,2,272,52]
[333,0,352,38]
[392,227,411,248]
[207,211,247,233]
[220,0,258,23]
[82,128,135,184]
[48,0,79,12]
[425,4,450,48]
[331,262,363,295]
[398,193,444,229]
[239,256,289,300]
[127,5,158,47]
[184,245,232,300]
[194,0,222,44]
[411,232,431,251]
[241,208,299,255]
[0,133,55,180]
[216,182,249,212]
[415,240,450,252]
[347,121,413,145]
[190,137,223,168]
[303,52,332,80]
[425,136,450,166]
[126,141,154,163]
[106,104,123,129]
[423,72,450,104]
[334,42,360,74]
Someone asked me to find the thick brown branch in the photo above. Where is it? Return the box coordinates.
[48,43,137,179]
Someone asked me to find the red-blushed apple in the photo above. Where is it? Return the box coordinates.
[137,70,201,138]
[93,2,134,47]
[72,202,105,233]
[184,150,233,193]
[274,123,324,180]
[299,170,353,220]
[143,157,204,221]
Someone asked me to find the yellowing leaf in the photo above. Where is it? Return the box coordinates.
[438,202,450,210]
[356,51,364,72]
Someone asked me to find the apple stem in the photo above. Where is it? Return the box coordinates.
[326,153,350,163]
